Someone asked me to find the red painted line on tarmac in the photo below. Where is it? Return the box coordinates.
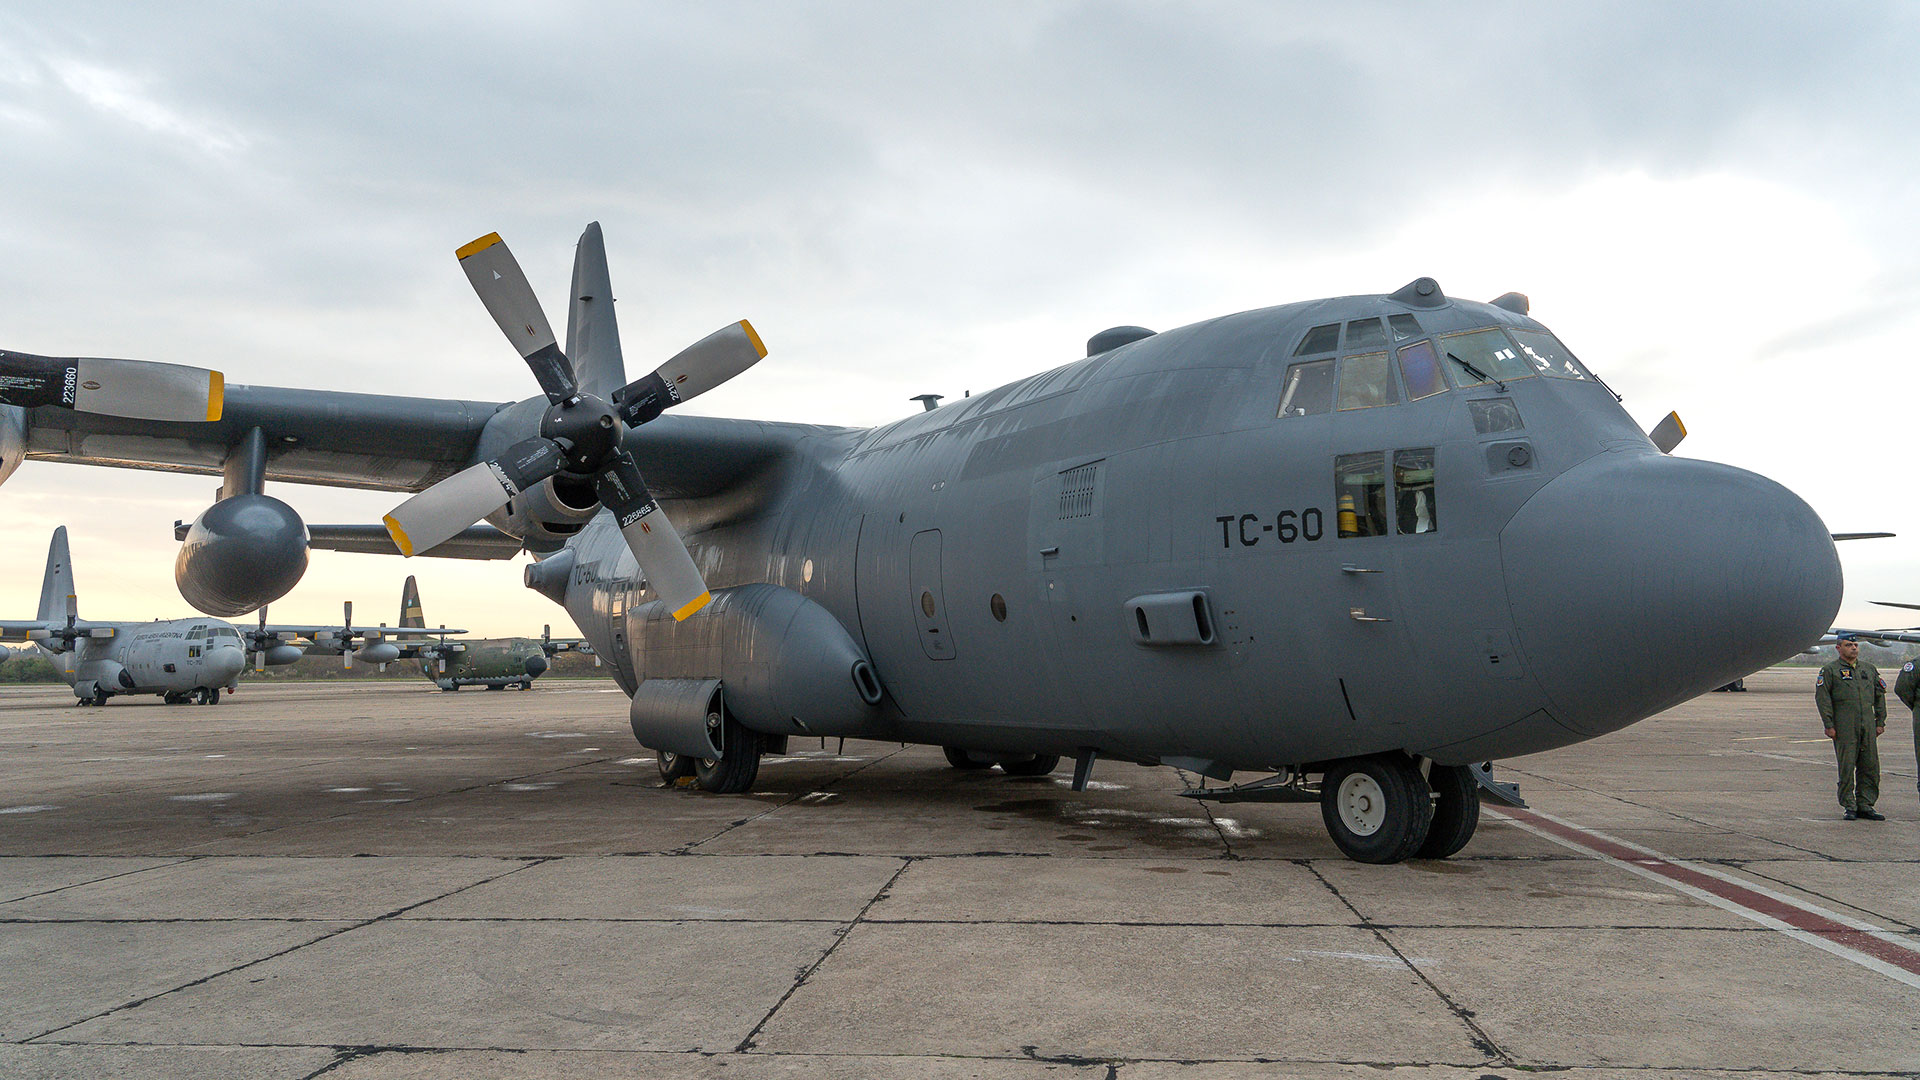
[1488,805,1920,979]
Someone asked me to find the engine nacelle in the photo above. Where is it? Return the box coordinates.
[0,645,13,663]
[262,644,305,666]
[629,583,887,740]
[175,494,310,616]
[354,642,401,665]
[485,473,602,549]
[0,405,24,489]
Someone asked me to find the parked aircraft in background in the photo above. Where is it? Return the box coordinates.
[0,528,255,704]
[0,223,1844,862]
[393,575,590,691]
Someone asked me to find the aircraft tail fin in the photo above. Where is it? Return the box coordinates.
[400,575,425,629]
[36,527,75,623]
[566,221,628,401]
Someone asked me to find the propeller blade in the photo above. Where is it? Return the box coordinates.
[384,437,569,557]
[253,651,265,673]
[0,351,224,422]
[1649,410,1686,454]
[613,321,766,427]
[595,452,711,621]
[343,600,353,632]
[456,233,576,404]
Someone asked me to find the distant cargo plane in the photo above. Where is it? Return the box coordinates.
[0,527,253,704]
[394,575,589,690]
[0,224,1843,861]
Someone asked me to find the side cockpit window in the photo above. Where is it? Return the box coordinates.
[1337,448,1438,538]
[1395,449,1437,534]
[1278,359,1335,417]
[1335,452,1389,537]
[1389,313,1423,340]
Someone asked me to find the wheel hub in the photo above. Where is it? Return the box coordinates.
[1337,773,1387,836]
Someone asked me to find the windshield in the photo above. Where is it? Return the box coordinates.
[1509,329,1594,380]
[1442,326,1598,387]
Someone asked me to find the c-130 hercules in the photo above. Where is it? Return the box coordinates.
[0,224,1841,862]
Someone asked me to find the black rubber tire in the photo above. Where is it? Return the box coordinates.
[999,753,1061,776]
[695,715,762,793]
[206,687,221,705]
[486,684,505,691]
[943,746,994,770]
[1415,764,1480,859]
[91,687,110,707]
[656,750,697,783]
[162,692,182,706]
[1319,754,1434,864]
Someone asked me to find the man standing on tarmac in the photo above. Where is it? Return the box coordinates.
[1817,634,1887,821]
[1895,655,1920,801]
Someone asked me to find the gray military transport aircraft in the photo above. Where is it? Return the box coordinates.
[1,527,251,704]
[0,224,1843,862]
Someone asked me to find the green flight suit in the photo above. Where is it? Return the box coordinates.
[1816,657,1886,812]
[1895,660,1920,795]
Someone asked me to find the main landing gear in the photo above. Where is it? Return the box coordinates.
[1318,754,1480,863]
[651,710,763,794]
[162,687,221,706]
[942,746,1062,776]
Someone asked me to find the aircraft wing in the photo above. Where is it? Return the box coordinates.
[1827,627,1920,646]
[0,620,114,642]
[0,621,51,642]
[16,386,832,499]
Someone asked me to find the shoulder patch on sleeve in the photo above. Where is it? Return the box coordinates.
[1904,662,1913,672]
[1878,677,1886,689]
[1815,674,1825,686]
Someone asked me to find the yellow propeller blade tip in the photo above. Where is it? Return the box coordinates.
[739,320,767,359]
[383,515,416,558]
[672,592,713,622]
[205,371,224,422]
[456,232,504,260]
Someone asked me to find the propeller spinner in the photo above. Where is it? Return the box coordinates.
[383,232,764,621]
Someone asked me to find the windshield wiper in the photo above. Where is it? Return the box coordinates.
[1448,351,1506,392]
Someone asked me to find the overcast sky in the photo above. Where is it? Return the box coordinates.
[1,2,1915,638]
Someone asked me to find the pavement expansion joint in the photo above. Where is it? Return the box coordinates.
[732,856,915,1053]
[16,855,553,1044]
[676,746,905,854]
[1301,858,1517,1069]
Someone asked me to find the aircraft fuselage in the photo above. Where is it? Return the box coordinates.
[549,291,1839,779]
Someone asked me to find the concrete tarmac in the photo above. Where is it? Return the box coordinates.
[0,669,1916,1078]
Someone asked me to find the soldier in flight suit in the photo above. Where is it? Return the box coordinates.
[1894,655,1920,799]
[1816,635,1887,820]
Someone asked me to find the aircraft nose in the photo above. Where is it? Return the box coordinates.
[209,645,247,682]
[1501,452,1840,736]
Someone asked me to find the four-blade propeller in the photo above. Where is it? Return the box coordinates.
[383,232,765,621]
[0,351,223,422]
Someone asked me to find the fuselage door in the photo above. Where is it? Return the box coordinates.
[908,529,954,660]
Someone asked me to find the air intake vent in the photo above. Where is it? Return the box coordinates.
[1058,462,1099,520]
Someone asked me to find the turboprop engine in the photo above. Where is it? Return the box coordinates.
[353,641,401,666]
[174,494,310,617]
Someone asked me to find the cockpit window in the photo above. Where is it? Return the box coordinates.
[1336,352,1400,411]
[1278,359,1335,417]
[1509,329,1593,380]
[1395,449,1437,534]
[1293,323,1339,356]
[1345,318,1387,350]
[1335,452,1389,537]
[1439,328,1536,387]
[1389,313,1423,341]
[1396,339,1447,400]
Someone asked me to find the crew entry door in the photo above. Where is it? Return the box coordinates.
[908,529,954,660]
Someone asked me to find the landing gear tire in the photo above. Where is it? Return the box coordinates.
[162,692,183,706]
[91,687,109,707]
[999,754,1061,776]
[205,687,221,706]
[1414,764,1480,860]
[943,746,994,770]
[656,750,697,784]
[1320,754,1434,864]
[695,713,762,794]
